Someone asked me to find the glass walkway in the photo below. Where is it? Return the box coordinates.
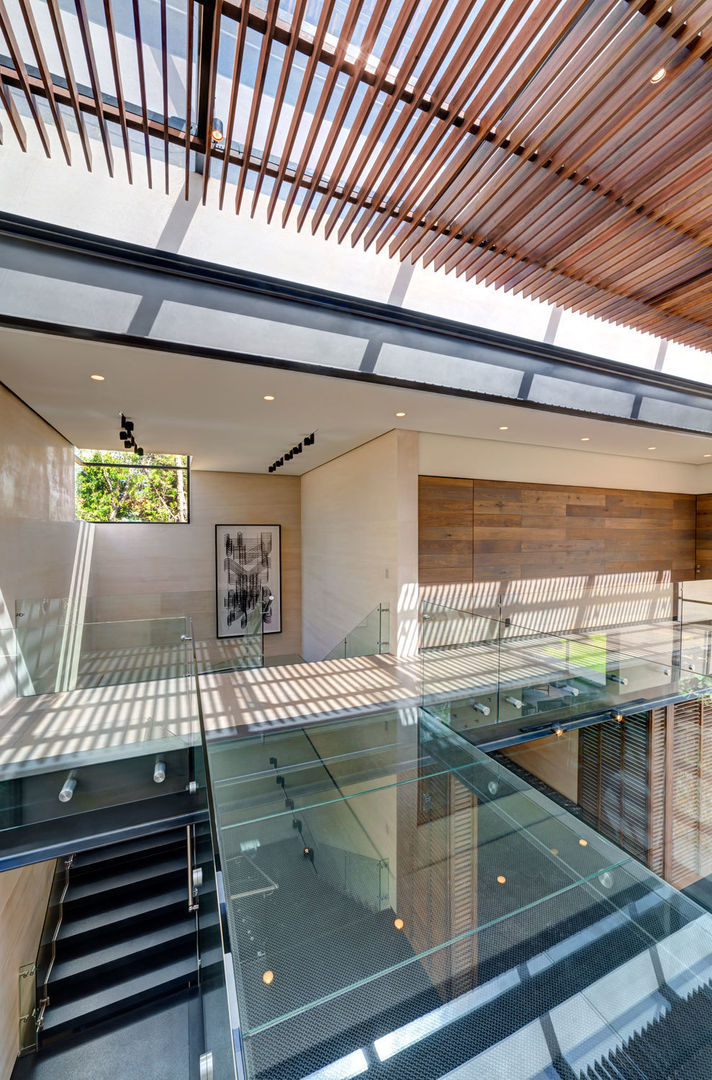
[206,710,712,1080]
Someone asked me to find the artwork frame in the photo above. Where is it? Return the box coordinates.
[215,523,282,639]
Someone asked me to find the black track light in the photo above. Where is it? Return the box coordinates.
[268,465,275,473]
[124,439,134,449]
[294,443,303,454]
[278,457,284,467]
[135,446,144,457]
[124,420,134,433]
[285,450,293,461]
[119,428,128,440]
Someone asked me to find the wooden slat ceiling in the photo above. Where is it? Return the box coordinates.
[3,0,712,350]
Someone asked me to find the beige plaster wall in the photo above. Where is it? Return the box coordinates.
[0,860,55,1080]
[300,430,419,661]
[87,471,302,659]
[0,385,78,708]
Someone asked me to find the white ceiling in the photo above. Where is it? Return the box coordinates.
[1,325,711,473]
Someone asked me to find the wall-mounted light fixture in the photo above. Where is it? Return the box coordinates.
[211,117,224,145]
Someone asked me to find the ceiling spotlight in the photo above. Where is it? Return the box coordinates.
[278,457,284,466]
[269,465,275,473]
[498,425,509,431]
[135,446,144,457]
[119,428,128,440]
[124,420,134,433]
[211,117,224,144]
[394,917,404,930]
[611,711,624,723]
[552,725,564,737]
[124,439,134,449]
[650,66,666,83]
[395,411,407,418]
[496,875,506,884]
[294,443,303,454]
[262,970,274,985]
[285,450,293,461]
[304,433,315,446]
[263,395,275,401]
[90,373,105,381]
[580,436,590,442]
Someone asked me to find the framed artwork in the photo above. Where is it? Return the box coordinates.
[215,524,282,639]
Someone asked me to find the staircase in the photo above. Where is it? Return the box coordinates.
[27,828,200,1055]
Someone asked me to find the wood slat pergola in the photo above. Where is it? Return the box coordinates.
[2,0,712,350]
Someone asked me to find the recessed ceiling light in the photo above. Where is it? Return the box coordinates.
[262,970,274,985]
[579,838,588,847]
[90,374,105,381]
[498,425,509,431]
[496,875,506,884]
[263,395,275,401]
[650,67,666,83]
[704,454,712,459]
[395,411,406,418]
[580,437,590,442]
[394,917,404,930]
[648,446,657,451]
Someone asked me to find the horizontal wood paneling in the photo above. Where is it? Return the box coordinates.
[418,476,697,584]
[418,477,473,585]
[696,493,712,579]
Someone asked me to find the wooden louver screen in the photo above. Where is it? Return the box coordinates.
[578,714,653,867]
[4,1,712,349]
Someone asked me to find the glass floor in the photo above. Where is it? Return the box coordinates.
[207,710,712,1080]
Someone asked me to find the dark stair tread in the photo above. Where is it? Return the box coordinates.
[65,855,187,902]
[70,829,186,873]
[58,885,189,940]
[50,917,202,984]
[42,955,197,1035]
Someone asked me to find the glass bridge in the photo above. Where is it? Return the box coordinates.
[6,590,712,1078]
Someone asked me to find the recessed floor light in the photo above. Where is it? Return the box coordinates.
[498,425,509,431]
[90,374,105,381]
[650,66,666,83]
[580,437,590,442]
[263,395,275,401]
[395,411,406,418]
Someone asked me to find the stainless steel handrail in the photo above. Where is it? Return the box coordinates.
[187,825,199,913]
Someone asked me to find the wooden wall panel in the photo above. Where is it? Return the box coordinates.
[696,493,712,579]
[418,476,474,585]
[418,476,697,584]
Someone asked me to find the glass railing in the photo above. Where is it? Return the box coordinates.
[14,595,190,695]
[0,618,202,866]
[422,599,712,734]
[14,591,265,697]
[194,599,265,675]
[323,603,390,660]
[201,708,712,1080]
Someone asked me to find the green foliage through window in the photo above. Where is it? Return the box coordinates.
[75,449,189,523]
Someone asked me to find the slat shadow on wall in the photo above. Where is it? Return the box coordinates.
[418,476,697,585]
